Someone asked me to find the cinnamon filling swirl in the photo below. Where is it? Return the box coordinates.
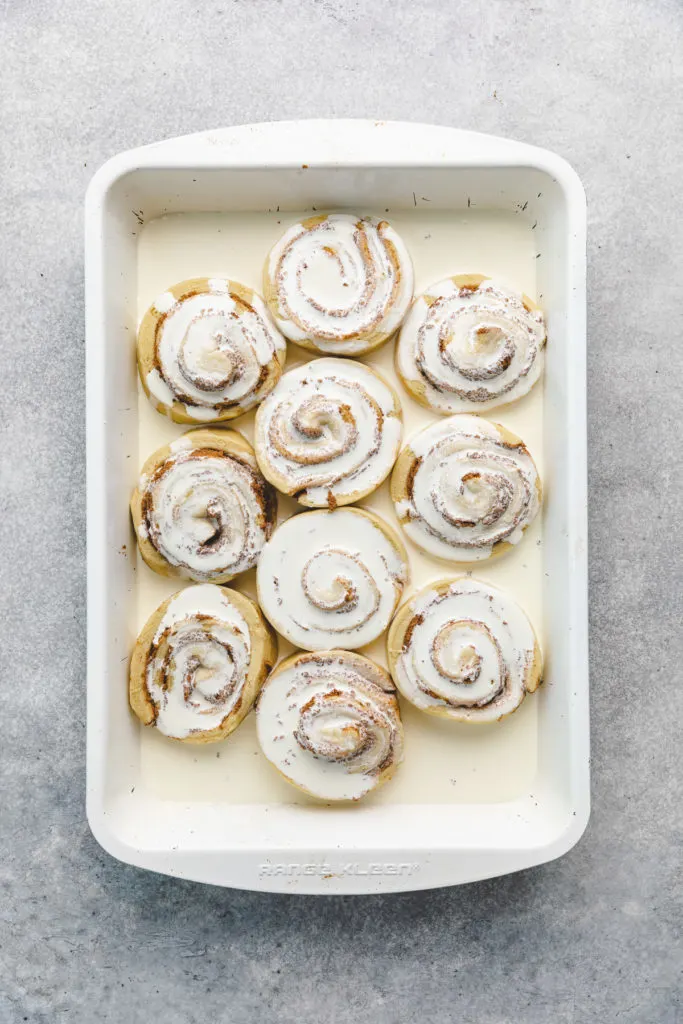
[139,278,286,422]
[397,276,546,413]
[255,358,402,508]
[256,650,404,800]
[134,585,264,740]
[256,508,409,651]
[387,579,542,723]
[138,436,277,583]
[391,414,541,562]
[264,215,414,355]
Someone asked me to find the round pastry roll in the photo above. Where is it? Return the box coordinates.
[387,578,542,723]
[396,274,546,413]
[391,414,541,562]
[256,650,404,800]
[254,357,402,508]
[137,277,286,423]
[131,428,277,583]
[256,507,409,651]
[263,213,414,355]
[130,584,278,743]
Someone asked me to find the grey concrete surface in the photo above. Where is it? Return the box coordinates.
[1,0,681,1021]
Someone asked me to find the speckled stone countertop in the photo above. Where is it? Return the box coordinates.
[1,1,681,1021]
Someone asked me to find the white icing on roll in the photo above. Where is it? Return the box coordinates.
[254,357,402,507]
[257,650,403,800]
[146,368,176,407]
[145,585,253,739]
[152,291,176,314]
[392,415,541,562]
[141,446,276,581]
[397,276,546,412]
[264,214,414,354]
[256,508,409,650]
[145,281,285,420]
[388,578,541,723]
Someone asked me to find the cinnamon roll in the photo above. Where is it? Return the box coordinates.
[256,650,403,799]
[256,507,409,651]
[396,275,546,412]
[387,578,542,723]
[391,415,541,562]
[263,214,414,355]
[254,357,402,508]
[137,277,286,423]
[130,584,277,743]
[131,428,277,583]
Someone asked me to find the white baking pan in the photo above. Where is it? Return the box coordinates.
[85,120,588,894]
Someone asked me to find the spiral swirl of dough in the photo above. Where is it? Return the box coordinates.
[396,275,546,413]
[256,508,409,651]
[131,429,277,583]
[254,358,402,507]
[391,415,541,562]
[138,277,286,423]
[387,578,542,723]
[256,650,403,799]
[130,585,277,742]
[263,214,414,355]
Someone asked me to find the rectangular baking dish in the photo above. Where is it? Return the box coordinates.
[85,119,588,894]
